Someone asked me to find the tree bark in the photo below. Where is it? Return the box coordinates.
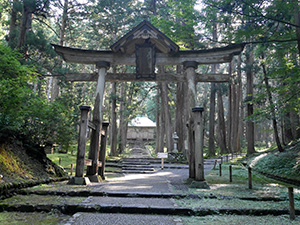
[261,52,284,152]
[245,45,256,155]
[118,82,127,154]
[8,0,19,48]
[175,65,186,153]
[110,81,118,156]
[216,84,227,154]
[17,1,33,52]
[161,81,173,152]
[157,82,165,152]
[51,0,69,102]
[208,82,216,156]
[294,12,300,57]
[237,54,243,152]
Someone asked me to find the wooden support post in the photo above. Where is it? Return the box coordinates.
[98,121,109,180]
[248,167,252,189]
[229,165,232,182]
[70,164,73,176]
[213,160,218,170]
[75,105,91,178]
[87,61,110,181]
[288,187,296,220]
[184,61,198,179]
[161,158,164,170]
[192,107,205,181]
[219,163,222,176]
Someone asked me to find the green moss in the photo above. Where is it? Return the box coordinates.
[2,194,86,205]
[0,212,70,225]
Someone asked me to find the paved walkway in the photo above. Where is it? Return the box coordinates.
[64,148,215,225]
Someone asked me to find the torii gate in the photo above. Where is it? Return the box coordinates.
[52,20,244,185]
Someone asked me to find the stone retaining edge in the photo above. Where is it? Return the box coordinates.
[0,203,299,217]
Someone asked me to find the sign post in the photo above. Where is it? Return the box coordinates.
[157,152,168,170]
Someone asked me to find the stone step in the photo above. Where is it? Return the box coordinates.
[121,164,157,168]
[122,161,150,165]
[121,167,155,171]
[122,170,156,174]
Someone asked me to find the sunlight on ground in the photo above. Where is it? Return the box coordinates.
[250,153,268,167]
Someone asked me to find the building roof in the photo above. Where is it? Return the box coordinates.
[129,117,156,127]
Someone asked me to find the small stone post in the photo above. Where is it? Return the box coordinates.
[192,106,205,181]
[173,132,179,153]
[98,121,109,180]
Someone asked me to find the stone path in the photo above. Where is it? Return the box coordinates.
[63,148,214,224]
[1,148,217,225]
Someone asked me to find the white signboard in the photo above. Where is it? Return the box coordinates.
[157,152,168,159]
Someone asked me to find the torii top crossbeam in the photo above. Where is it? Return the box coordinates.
[52,20,244,75]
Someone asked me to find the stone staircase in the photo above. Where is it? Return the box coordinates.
[121,158,160,174]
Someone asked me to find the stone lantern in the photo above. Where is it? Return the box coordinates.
[173,132,179,153]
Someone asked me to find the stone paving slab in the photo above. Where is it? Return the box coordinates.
[81,196,175,208]
[65,212,184,225]
[91,171,175,193]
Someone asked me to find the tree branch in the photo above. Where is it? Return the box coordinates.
[205,1,300,28]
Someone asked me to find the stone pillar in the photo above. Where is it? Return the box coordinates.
[192,107,205,181]
[98,121,109,180]
[75,105,91,178]
[183,61,198,179]
[86,61,110,182]
[69,105,91,185]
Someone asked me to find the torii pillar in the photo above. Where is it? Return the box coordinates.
[183,61,198,179]
[86,61,110,182]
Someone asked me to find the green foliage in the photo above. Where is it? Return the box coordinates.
[249,141,300,179]
[0,43,74,148]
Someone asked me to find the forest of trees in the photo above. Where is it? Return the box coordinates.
[0,0,299,157]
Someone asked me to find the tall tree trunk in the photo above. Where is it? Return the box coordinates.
[17,2,33,52]
[59,0,68,46]
[208,82,216,156]
[118,82,127,154]
[175,65,186,153]
[245,45,256,155]
[51,0,69,102]
[231,82,238,153]
[110,81,118,156]
[261,52,284,152]
[283,113,294,144]
[237,54,243,152]
[216,84,227,154]
[227,64,233,154]
[155,84,163,153]
[208,23,217,157]
[161,81,173,152]
[8,0,19,48]
[294,12,300,57]
[158,82,166,152]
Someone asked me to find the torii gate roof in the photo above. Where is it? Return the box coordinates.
[110,20,179,54]
[51,21,244,66]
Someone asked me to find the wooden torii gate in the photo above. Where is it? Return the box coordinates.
[52,20,244,185]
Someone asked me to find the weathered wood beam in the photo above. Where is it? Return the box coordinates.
[63,73,230,83]
[51,44,245,66]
